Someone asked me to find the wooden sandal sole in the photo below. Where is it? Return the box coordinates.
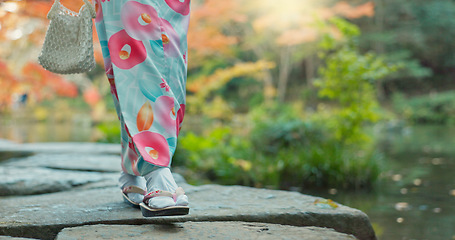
[139,203,189,217]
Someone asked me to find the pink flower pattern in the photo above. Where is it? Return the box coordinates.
[160,18,181,58]
[133,131,171,167]
[121,1,162,41]
[108,30,147,70]
[95,0,190,175]
[160,78,170,92]
[164,0,191,16]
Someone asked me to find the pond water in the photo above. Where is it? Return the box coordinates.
[0,118,95,143]
[306,125,455,240]
[0,120,453,240]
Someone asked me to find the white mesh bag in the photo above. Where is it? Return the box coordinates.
[38,0,96,74]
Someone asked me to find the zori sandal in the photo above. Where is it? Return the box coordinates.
[122,185,146,208]
[139,187,189,217]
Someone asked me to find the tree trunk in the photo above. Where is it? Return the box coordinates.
[277,46,291,102]
[305,54,315,87]
[375,0,386,101]
[262,66,275,104]
[252,47,276,104]
[374,0,385,54]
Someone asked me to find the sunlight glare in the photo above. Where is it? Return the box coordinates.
[251,0,320,33]
[261,0,316,15]
[6,29,23,40]
[1,2,19,13]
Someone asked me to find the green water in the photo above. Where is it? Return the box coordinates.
[0,120,454,239]
[0,118,95,143]
[306,126,455,240]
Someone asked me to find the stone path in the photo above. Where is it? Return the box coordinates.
[0,140,376,240]
[56,223,357,240]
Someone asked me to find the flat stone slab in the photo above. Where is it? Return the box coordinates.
[0,237,36,240]
[0,142,119,155]
[0,153,185,195]
[0,141,375,239]
[56,222,357,240]
[0,184,375,240]
[3,153,121,172]
[0,166,117,196]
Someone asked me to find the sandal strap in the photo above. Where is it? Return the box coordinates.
[143,187,186,204]
[122,185,146,195]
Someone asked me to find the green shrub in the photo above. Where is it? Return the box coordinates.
[174,104,383,190]
[393,91,455,124]
[249,104,328,154]
[315,18,398,145]
[95,121,121,143]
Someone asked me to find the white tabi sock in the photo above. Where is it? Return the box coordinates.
[119,171,146,204]
[144,167,189,208]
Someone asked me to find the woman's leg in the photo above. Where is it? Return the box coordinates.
[94,2,147,202]
[94,0,191,207]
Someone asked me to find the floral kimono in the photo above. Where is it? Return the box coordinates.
[94,0,190,176]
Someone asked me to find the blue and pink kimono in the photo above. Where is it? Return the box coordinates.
[94,0,190,176]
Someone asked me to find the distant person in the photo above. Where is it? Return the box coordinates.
[11,93,28,110]
[94,0,191,217]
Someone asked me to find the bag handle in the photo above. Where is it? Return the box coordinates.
[48,0,96,19]
[83,0,97,19]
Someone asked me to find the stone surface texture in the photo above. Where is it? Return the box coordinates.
[0,237,37,240]
[0,141,375,240]
[56,223,357,240]
[0,141,119,155]
[0,166,117,196]
[3,153,122,172]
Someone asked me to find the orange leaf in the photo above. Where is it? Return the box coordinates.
[137,102,154,132]
[83,87,102,106]
[276,28,319,46]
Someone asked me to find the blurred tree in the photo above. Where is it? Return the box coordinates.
[315,17,398,144]
[242,0,375,102]
[187,0,376,115]
[352,0,455,96]
[187,0,276,116]
[0,0,104,113]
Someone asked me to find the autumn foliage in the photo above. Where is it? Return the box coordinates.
[186,0,375,110]
[0,0,104,110]
[0,0,375,111]
[0,60,78,111]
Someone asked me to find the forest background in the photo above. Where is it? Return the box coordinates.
[0,0,453,190]
[3,1,455,238]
